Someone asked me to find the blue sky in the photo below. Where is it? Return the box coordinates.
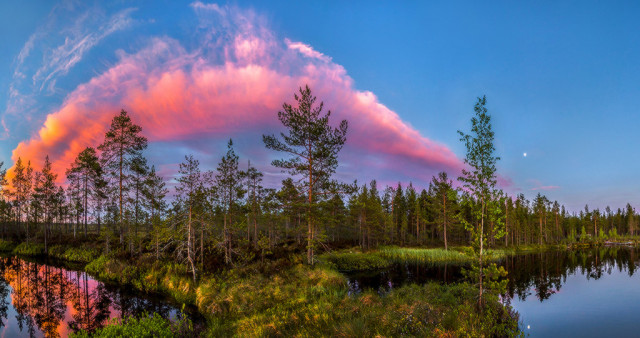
[2,0,640,212]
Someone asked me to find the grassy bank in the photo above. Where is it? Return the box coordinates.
[319,245,513,272]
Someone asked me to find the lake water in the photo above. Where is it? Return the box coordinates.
[345,247,640,337]
[0,255,197,337]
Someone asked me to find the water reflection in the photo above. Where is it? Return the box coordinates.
[346,247,640,301]
[504,247,640,303]
[345,247,640,336]
[0,256,185,337]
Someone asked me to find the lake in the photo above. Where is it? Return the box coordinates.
[346,247,640,337]
[0,255,198,337]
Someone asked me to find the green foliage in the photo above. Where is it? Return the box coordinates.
[0,239,15,252]
[49,245,101,263]
[13,242,45,256]
[580,226,588,242]
[71,313,193,338]
[319,251,391,271]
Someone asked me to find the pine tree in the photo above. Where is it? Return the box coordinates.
[144,166,168,260]
[263,85,348,264]
[431,172,456,250]
[246,161,263,247]
[33,156,57,253]
[175,155,204,281]
[98,109,147,248]
[214,140,245,265]
[67,147,102,237]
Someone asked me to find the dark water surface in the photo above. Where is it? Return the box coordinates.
[0,255,197,337]
[345,247,640,337]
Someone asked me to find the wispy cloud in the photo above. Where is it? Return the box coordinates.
[32,7,137,93]
[531,185,560,191]
[528,179,560,191]
[4,4,136,122]
[285,38,332,63]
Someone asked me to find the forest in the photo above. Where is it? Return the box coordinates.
[0,86,637,336]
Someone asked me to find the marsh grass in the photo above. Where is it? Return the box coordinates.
[318,250,392,271]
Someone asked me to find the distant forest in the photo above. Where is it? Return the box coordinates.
[0,86,637,280]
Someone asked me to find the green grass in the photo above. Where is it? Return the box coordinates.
[377,246,512,265]
[318,250,392,271]
[503,244,568,254]
[379,246,472,264]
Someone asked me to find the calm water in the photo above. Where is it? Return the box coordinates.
[0,255,197,337]
[345,247,640,337]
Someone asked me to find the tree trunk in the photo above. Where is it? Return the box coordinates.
[443,192,448,250]
[188,205,196,282]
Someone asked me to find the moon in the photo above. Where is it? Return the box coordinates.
[523,152,527,157]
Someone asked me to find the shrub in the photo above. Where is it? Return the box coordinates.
[0,240,15,252]
[13,242,45,256]
[71,313,193,338]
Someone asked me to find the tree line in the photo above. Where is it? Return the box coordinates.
[0,86,637,281]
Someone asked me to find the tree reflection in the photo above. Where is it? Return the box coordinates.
[504,247,640,303]
[0,257,182,337]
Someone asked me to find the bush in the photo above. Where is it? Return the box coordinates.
[70,313,194,338]
[63,247,101,263]
[0,240,15,252]
[13,242,45,256]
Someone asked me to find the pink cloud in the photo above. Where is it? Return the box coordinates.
[531,185,560,191]
[527,179,560,191]
[8,4,465,188]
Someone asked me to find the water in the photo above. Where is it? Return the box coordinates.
[345,247,640,336]
[0,255,198,337]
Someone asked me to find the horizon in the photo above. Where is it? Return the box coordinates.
[2,1,640,212]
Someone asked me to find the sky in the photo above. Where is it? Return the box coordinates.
[1,0,640,212]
